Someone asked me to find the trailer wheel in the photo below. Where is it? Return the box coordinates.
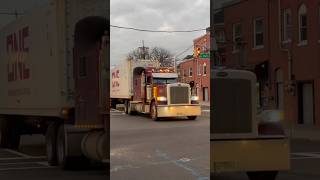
[56,124,88,170]
[46,122,59,166]
[128,102,136,115]
[0,117,9,148]
[247,171,278,180]
[187,116,197,120]
[8,127,20,150]
[56,124,72,169]
[0,117,20,149]
[151,102,159,121]
[124,101,129,114]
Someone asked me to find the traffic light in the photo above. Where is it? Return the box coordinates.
[194,47,201,58]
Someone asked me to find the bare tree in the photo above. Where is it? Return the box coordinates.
[127,48,150,60]
[150,47,173,67]
[127,46,173,67]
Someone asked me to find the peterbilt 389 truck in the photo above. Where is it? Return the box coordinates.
[111,59,201,120]
[0,0,108,169]
[211,68,290,180]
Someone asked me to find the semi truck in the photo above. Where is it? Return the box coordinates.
[0,0,109,169]
[111,59,201,120]
[211,68,290,180]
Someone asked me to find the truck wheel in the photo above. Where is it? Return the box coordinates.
[8,129,20,150]
[187,116,197,120]
[56,124,88,170]
[128,102,135,115]
[0,117,9,148]
[151,102,159,121]
[124,101,129,114]
[46,122,59,166]
[0,117,20,149]
[56,124,71,169]
[247,171,278,180]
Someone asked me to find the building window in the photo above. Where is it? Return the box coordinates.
[189,67,193,77]
[282,9,292,42]
[198,63,201,75]
[203,63,207,75]
[299,4,307,43]
[254,18,264,48]
[233,23,242,51]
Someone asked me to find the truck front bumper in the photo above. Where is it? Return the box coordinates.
[211,137,290,173]
[157,104,201,117]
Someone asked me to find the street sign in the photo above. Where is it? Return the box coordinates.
[200,53,210,58]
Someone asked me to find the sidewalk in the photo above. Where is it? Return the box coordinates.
[285,125,320,141]
[200,101,210,107]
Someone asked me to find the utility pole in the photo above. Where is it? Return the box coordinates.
[142,40,145,59]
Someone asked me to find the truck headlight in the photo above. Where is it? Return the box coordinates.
[156,96,167,102]
[191,96,199,101]
[258,110,284,123]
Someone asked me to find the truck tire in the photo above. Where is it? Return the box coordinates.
[187,116,197,120]
[57,124,72,169]
[128,102,136,115]
[124,101,129,114]
[0,117,20,149]
[151,102,159,121]
[8,128,20,150]
[56,124,88,170]
[0,117,9,148]
[247,171,278,180]
[46,122,59,166]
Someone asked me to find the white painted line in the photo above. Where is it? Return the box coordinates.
[0,161,46,165]
[292,152,320,158]
[202,110,210,112]
[4,149,32,158]
[37,161,50,167]
[0,166,55,171]
[0,156,47,161]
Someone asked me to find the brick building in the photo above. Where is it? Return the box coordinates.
[177,30,210,102]
[223,0,320,127]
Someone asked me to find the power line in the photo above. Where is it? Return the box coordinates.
[175,45,194,59]
[110,25,207,33]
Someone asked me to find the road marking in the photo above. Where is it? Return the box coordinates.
[155,149,209,180]
[0,156,47,161]
[4,149,31,158]
[0,166,55,171]
[0,149,51,171]
[291,152,320,160]
[202,110,210,112]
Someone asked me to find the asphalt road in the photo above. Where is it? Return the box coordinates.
[111,108,320,180]
[111,108,210,180]
[0,134,107,180]
[0,107,319,180]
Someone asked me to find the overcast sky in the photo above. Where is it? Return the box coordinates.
[0,0,209,66]
[110,0,210,66]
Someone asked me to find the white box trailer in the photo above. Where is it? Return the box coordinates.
[0,0,109,169]
[110,59,160,102]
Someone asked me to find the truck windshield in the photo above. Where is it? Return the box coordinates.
[153,78,177,84]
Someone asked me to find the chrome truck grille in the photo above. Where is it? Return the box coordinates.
[169,86,189,104]
[212,79,252,134]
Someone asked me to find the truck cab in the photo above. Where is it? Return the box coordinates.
[126,66,201,120]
